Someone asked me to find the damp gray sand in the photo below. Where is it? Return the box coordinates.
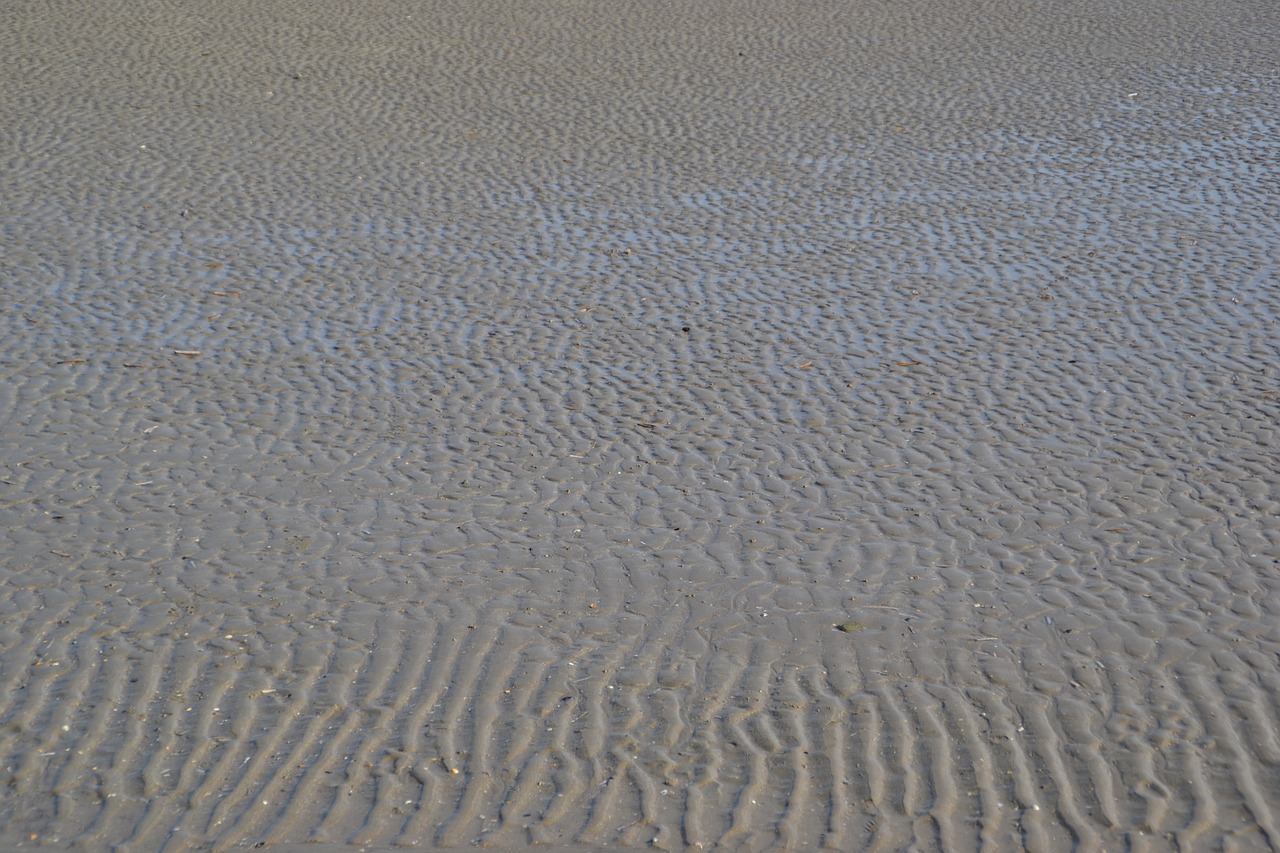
[2,0,1278,849]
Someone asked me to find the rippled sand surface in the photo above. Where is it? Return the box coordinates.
[2,0,1278,849]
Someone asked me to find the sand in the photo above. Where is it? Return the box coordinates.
[1,0,1278,849]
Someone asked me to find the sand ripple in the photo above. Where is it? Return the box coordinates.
[2,0,1278,849]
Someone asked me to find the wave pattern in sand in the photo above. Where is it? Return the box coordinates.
[2,0,1279,849]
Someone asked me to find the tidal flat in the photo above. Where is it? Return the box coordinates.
[1,0,1278,849]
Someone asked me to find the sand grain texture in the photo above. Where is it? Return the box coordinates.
[1,0,1278,849]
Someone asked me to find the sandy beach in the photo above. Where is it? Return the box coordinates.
[1,0,1278,849]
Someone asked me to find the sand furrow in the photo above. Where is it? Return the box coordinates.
[943,685,1015,851]
[1184,668,1280,848]
[849,693,899,853]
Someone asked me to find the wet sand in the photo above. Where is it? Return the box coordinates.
[2,0,1278,849]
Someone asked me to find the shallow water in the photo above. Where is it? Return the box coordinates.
[2,0,1278,849]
